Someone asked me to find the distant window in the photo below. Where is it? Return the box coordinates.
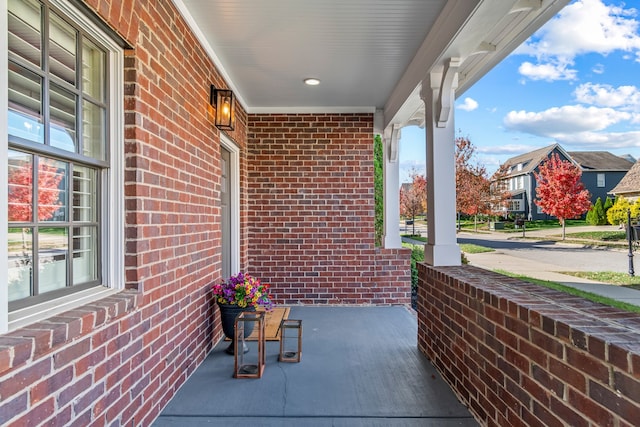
[597,173,605,188]
[508,200,522,211]
[517,163,523,171]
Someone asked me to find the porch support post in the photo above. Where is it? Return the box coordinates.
[383,124,402,248]
[421,59,461,266]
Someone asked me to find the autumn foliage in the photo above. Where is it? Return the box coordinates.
[534,153,591,239]
[8,159,63,222]
[456,136,510,229]
[400,169,426,235]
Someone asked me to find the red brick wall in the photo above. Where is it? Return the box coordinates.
[418,264,640,426]
[248,114,411,305]
[1,0,243,425]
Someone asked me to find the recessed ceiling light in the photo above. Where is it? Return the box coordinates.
[304,78,321,86]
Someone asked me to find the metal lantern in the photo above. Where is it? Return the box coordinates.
[279,319,302,363]
[210,85,236,131]
[234,311,265,378]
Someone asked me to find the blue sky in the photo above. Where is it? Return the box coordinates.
[399,0,640,181]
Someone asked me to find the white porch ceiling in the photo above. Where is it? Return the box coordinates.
[175,0,570,129]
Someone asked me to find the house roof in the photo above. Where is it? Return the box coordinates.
[176,0,570,129]
[567,151,634,171]
[610,161,640,196]
[502,144,565,176]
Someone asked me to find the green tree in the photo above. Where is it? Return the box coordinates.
[603,196,614,214]
[586,197,607,225]
[374,135,384,247]
[586,204,597,225]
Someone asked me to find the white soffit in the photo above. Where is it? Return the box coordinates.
[174,0,570,123]
[175,0,446,113]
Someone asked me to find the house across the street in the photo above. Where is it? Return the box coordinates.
[498,144,633,221]
[610,160,640,201]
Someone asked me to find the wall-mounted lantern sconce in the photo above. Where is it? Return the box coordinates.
[210,84,236,131]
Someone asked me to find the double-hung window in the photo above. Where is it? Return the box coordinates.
[4,0,124,329]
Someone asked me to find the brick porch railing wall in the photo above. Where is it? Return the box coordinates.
[247,114,411,305]
[418,264,640,426]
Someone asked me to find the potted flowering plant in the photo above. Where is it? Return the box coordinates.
[213,272,274,354]
[212,272,274,310]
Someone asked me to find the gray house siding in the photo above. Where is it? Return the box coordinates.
[582,170,625,204]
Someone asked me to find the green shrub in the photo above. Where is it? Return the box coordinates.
[586,205,597,225]
[607,196,631,225]
[586,197,607,225]
[409,245,424,292]
[603,196,613,213]
[374,135,384,246]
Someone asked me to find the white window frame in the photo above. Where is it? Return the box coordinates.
[508,200,522,211]
[220,133,240,275]
[597,173,605,188]
[1,0,124,332]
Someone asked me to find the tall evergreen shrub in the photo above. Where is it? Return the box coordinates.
[374,135,384,246]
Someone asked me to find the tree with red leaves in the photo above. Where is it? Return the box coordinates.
[534,153,591,239]
[8,158,63,222]
[489,164,512,218]
[456,136,495,230]
[400,168,426,236]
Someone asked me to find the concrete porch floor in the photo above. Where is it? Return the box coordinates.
[153,306,478,426]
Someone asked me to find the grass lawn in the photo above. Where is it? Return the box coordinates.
[496,270,640,313]
[459,243,494,254]
[563,231,627,241]
[458,219,588,233]
[559,271,640,290]
[401,234,427,242]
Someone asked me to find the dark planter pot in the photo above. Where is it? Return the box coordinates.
[218,304,255,355]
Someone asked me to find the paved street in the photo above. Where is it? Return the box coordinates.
[457,226,630,274]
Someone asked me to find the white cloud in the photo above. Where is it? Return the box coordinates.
[457,97,478,111]
[502,103,640,151]
[558,130,640,149]
[518,61,577,81]
[515,0,640,81]
[591,63,605,74]
[504,105,631,136]
[574,83,640,110]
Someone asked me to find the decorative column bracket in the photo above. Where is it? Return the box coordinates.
[436,57,461,128]
[385,123,402,162]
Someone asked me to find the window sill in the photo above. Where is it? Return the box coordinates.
[9,287,129,331]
